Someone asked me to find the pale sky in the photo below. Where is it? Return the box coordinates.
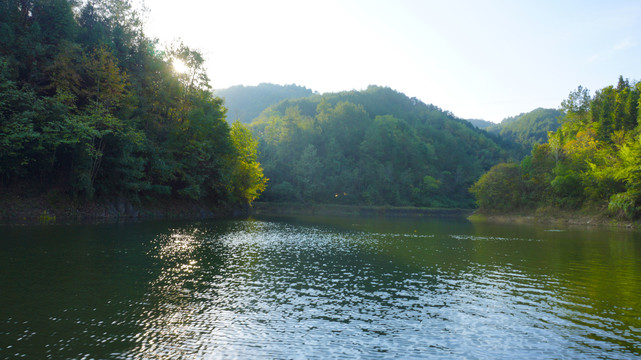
[138,0,641,123]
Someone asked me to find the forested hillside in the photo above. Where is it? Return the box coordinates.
[466,118,495,129]
[217,83,314,123]
[486,108,563,149]
[471,76,641,219]
[4,0,607,216]
[250,86,511,208]
[0,0,266,208]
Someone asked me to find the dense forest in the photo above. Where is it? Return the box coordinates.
[486,108,563,149]
[471,76,641,219]
[0,0,266,208]
[250,86,512,208]
[4,1,627,217]
[217,83,315,124]
[465,118,495,129]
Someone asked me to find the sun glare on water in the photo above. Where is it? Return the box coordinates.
[173,58,189,74]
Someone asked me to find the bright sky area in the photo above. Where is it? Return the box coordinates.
[138,0,641,123]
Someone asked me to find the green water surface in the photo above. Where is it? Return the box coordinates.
[1,216,640,359]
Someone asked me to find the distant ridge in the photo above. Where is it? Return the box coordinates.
[248,85,512,208]
[486,108,563,147]
[465,118,495,129]
[217,83,315,123]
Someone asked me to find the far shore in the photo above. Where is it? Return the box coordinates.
[468,209,640,229]
[3,194,639,230]
[0,193,248,225]
[250,202,474,218]
[253,203,641,229]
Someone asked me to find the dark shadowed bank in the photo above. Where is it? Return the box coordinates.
[253,203,641,229]
[468,208,641,229]
[1,198,472,224]
[0,194,249,224]
[250,202,473,218]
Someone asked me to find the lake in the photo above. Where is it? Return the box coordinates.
[1,215,640,359]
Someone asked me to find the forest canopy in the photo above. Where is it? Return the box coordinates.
[250,86,512,208]
[4,0,626,216]
[471,76,641,219]
[0,0,266,206]
[217,83,315,124]
[485,108,563,152]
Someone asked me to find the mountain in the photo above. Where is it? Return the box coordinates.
[250,86,512,208]
[487,108,564,146]
[471,77,641,219]
[0,0,266,208]
[466,118,495,129]
[217,83,315,123]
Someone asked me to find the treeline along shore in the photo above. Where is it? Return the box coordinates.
[250,202,472,218]
[2,1,640,227]
[0,0,267,222]
[470,77,641,225]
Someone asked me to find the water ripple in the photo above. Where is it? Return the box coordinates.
[2,219,641,359]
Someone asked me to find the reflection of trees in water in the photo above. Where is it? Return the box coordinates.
[70,219,641,359]
[466,223,641,356]
[0,222,174,359]
[124,220,263,359]
[123,219,450,358]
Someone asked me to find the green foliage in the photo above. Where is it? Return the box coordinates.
[0,0,266,206]
[608,191,640,219]
[217,83,315,124]
[519,143,554,204]
[227,122,268,204]
[486,108,563,151]
[469,163,522,210]
[0,60,40,179]
[560,85,591,123]
[252,86,508,207]
[471,77,641,219]
[550,163,583,208]
[465,118,495,129]
[600,134,641,218]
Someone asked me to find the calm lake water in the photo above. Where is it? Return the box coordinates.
[1,215,641,359]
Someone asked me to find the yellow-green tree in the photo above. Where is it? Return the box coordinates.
[469,163,522,210]
[471,76,641,217]
[228,121,267,204]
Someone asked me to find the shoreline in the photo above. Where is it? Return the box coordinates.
[3,195,638,230]
[250,202,474,218]
[0,193,247,225]
[468,209,640,229]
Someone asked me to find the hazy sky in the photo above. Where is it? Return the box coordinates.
[139,0,641,122]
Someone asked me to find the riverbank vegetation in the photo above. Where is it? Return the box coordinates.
[217,83,315,124]
[471,76,641,220]
[0,0,266,215]
[485,108,563,156]
[251,202,471,218]
[3,1,629,222]
[249,86,513,208]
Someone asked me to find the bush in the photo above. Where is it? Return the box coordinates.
[608,191,640,219]
[469,163,522,210]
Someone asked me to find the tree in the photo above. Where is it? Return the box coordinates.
[0,0,267,210]
[560,85,591,125]
[0,60,40,182]
[471,76,641,218]
[228,121,267,204]
[604,135,641,218]
[519,143,554,204]
[216,83,314,124]
[469,163,523,210]
[252,86,508,207]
